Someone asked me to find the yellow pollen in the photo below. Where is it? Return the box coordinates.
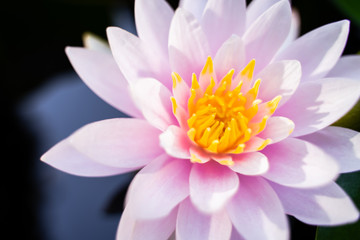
[190,153,204,163]
[173,57,282,156]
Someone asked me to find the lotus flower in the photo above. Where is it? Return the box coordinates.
[41,0,360,239]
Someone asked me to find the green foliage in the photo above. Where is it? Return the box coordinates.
[332,0,360,26]
[333,99,360,132]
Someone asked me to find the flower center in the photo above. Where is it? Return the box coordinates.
[171,57,281,157]
[191,57,281,154]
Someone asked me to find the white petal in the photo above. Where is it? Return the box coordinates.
[214,35,246,78]
[230,152,269,176]
[41,139,137,177]
[69,118,163,168]
[280,9,301,51]
[117,204,177,240]
[128,155,191,219]
[160,125,191,159]
[270,181,359,226]
[201,0,246,54]
[179,0,208,21]
[169,8,211,84]
[276,20,350,81]
[129,78,176,131]
[107,27,172,88]
[246,0,281,27]
[277,77,360,137]
[172,72,190,109]
[243,0,291,72]
[262,138,339,188]
[176,198,232,240]
[65,47,142,118]
[256,60,301,106]
[189,161,239,214]
[300,126,360,173]
[258,116,295,143]
[230,227,246,240]
[327,55,360,80]
[135,0,173,62]
[227,176,289,240]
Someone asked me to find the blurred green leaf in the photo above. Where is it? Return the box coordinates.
[315,171,360,240]
[333,99,360,132]
[332,51,360,131]
[332,0,360,26]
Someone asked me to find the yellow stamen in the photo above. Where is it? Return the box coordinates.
[171,57,286,165]
[171,72,182,88]
[267,95,282,114]
[171,96,177,115]
[241,59,255,80]
[187,128,196,142]
[190,153,204,163]
[205,78,216,95]
[201,56,215,76]
[218,159,234,166]
[257,139,272,151]
[231,143,245,154]
[215,69,234,96]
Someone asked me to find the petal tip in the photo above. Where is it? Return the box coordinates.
[64,46,75,55]
[40,151,49,163]
[106,26,119,38]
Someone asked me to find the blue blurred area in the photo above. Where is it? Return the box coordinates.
[19,72,133,240]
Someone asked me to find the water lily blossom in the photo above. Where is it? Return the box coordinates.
[41,0,360,239]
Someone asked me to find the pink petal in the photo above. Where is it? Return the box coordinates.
[169,8,211,84]
[256,60,301,106]
[258,116,295,143]
[69,118,163,168]
[280,9,301,50]
[214,35,246,79]
[227,176,289,240]
[171,99,188,128]
[198,56,218,90]
[327,55,360,80]
[262,138,339,188]
[128,155,191,219]
[276,20,350,81]
[201,0,246,54]
[176,198,232,240]
[172,72,190,110]
[116,204,177,240]
[230,227,246,240]
[211,154,233,165]
[243,0,291,72]
[179,0,207,21]
[189,161,239,214]
[277,77,360,137]
[243,136,271,153]
[160,125,191,159]
[135,0,173,63]
[41,139,137,177]
[106,27,172,89]
[65,47,142,118]
[270,181,359,226]
[189,146,211,164]
[129,78,176,131]
[230,152,269,176]
[300,126,360,173]
[246,0,281,27]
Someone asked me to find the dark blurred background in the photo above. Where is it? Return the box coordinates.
[1,0,359,239]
